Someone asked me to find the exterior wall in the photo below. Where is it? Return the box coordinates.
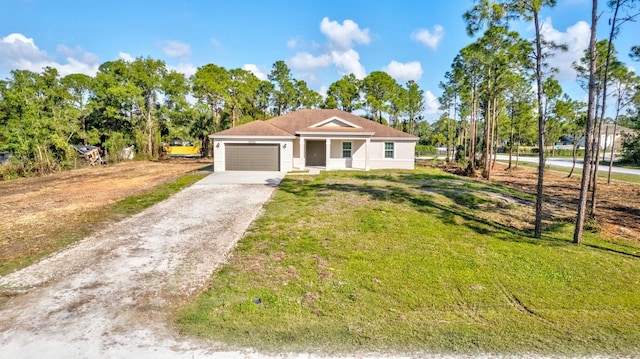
[368,140,415,170]
[603,134,624,151]
[292,138,302,169]
[327,140,367,169]
[351,140,367,169]
[214,136,416,172]
[292,137,415,171]
[293,138,301,157]
[577,132,637,151]
[212,138,293,172]
[280,140,294,171]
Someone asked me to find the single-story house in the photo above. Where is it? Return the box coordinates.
[209,109,418,172]
[576,124,637,150]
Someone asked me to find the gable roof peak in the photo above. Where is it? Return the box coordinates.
[309,115,362,129]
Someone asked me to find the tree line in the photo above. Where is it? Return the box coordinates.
[0,59,428,177]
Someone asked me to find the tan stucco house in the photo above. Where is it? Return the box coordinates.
[209,109,417,172]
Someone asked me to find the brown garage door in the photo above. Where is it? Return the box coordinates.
[225,144,280,171]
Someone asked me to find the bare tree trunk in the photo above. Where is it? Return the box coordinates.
[602,125,609,162]
[82,114,87,146]
[508,97,515,170]
[533,9,546,238]
[491,95,499,171]
[590,114,604,217]
[146,93,154,157]
[574,0,599,244]
[508,126,514,170]
[231,105,237,128]
[590,0,623,216]
[446,114,452,162]
[469,85,477,176]
[608,113,620,184]
[588,96,601,193]
[516,129,521,169]
[450,93,457,163]
[483,98,491,179]
[568,133,579,178]
[147,113,153,157]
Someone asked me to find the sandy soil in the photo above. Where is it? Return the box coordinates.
[0,160,208,270]
[439,161,640,241]
[0,170,279,357]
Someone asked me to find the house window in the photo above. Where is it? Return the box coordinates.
[385,142,394,158]
[342,141,352,158]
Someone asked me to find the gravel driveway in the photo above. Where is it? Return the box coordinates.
[0,171,283,358]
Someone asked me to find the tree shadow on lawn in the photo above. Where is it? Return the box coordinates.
[281,173,640,258]
[281,172,567,247]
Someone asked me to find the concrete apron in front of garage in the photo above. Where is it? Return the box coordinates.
[196,171,285,186]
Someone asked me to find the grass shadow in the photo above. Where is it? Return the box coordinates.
[281,170,640,257]
[281,174,536,242]
[582,243,640,259]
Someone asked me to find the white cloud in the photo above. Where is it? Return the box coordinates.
[539,18,590,81]
[320,17,371,51]
[382,60,423,82]
[411,25,444,50]
[168,63,197,77]
[0,33,99,76]
[242,64,268,81]
[0,33,43,61]
[159,40,191,58]
[287,38,298,49]
[319,85,328,98]
[297,71,323,91]
[57,44,99,65]
[289,52,332,70]
[55,57,100,77]
[424,90,440,115]
[330,49,366,79]
[118,52,134,62]
[288,18,369,81]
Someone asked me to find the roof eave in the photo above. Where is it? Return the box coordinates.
[296,131,375,136]
[209,135,296,139]
[372,136,419,141]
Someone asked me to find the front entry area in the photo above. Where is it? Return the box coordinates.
[225,144,280,171]
[305,140,326,167]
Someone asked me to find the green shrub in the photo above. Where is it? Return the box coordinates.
[103,132,133,163]
[622,134,640,164]
[415,145,437,156]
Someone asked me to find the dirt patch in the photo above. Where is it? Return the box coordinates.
[0,159,208,272]
[435,162,640,241]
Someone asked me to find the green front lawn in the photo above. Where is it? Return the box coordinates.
[176,168,640,356]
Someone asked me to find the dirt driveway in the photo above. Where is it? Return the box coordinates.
[0,171,282,358]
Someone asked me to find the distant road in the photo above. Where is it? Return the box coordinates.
[495,155,640,176]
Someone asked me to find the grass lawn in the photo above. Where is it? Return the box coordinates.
[176,168,640,356]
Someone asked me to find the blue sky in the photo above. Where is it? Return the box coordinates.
[1,0,638,120]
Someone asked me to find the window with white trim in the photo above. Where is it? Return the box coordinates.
[384,142,394,158]
[342,141,352,158]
